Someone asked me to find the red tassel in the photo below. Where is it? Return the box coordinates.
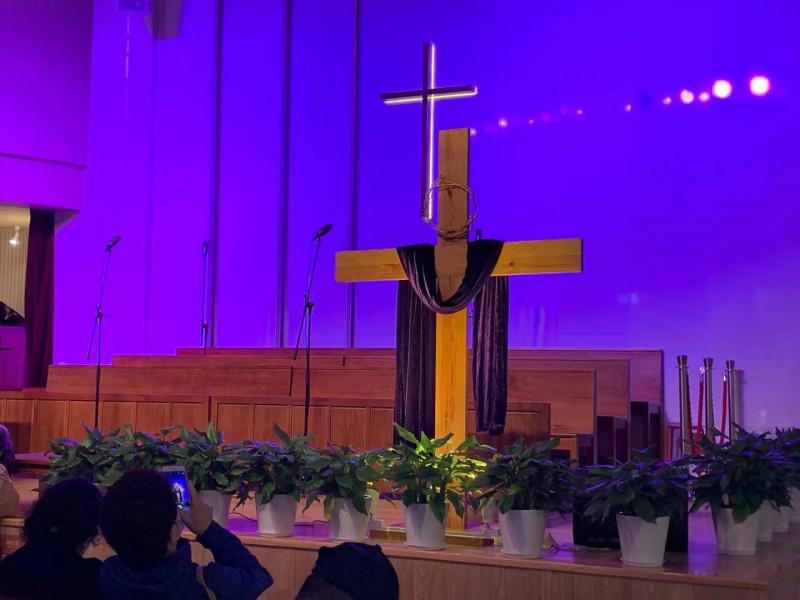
[721,376,728,438]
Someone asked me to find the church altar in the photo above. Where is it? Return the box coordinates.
[1,475,797,600]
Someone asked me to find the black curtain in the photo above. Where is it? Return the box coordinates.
[472,276,509,434]
[25,210,55,388]
[394,281,436,438]
[394,240,508,437]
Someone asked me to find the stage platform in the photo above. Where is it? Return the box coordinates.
[2,478,799,599]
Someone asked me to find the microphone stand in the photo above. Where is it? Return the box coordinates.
[200,241,209,353]
[293,235,324,436]
[86,244,116,429]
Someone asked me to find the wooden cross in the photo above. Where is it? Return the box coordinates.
[381,42,477,221]
[335,128,583,450]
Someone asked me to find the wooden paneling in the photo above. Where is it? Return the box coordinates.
[216,404,255,442]
[67,400,95,439]
[508,369,595,435]
[369,407,395,450]
[290,369,394,399]
[136,401,170,434]
[330,407,368,449]
[101,401,136,432]
[253,405,292,442]
[169,401,208,430]
[31,399,68,452]
[4,398,34,453]
[290,406,330,445]
[47,366,292,397]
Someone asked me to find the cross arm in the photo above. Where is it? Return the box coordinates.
[335,238,583,282]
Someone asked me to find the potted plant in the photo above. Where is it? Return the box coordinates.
[773,428,800,529]
[170,423,244,527]
[240,425,312,537]
[385,424,485,551]
[304,443,383,542]
[584,449,689,567]
[691,430,792,555]
[470,437,574,558]
[44,425,108,488]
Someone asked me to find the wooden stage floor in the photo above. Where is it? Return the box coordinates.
[2,477,799,599]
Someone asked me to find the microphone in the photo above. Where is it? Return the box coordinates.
[312,224,333,240]
[105,235,122,251]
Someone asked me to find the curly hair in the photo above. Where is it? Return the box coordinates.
[0,425,15,474]
[100,469,178,569]
[23,478,102,549]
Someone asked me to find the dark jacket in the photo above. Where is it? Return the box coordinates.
[0,539,102,599]
[99,521,272,600]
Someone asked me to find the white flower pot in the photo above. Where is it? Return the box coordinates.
[499,509,547,558]
[256,494,298,537]
[791,488,800,524]
[329,496,372,542]
[482,502,500,525]
[405,503,447,550]
[615,514,670,567]
[773,506,791,533]
[713,508,759,555]
[198,490,233,528]
[757,503,774,542]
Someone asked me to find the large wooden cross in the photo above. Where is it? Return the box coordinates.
[335,127,583,450]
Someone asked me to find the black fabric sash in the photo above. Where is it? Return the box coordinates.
[396,240,503,313]
[394,240,508,437]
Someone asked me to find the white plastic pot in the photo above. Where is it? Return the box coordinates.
[256,494,298,537]
[791,488,800,524]
[481,502,500,525]
[615,514,670,567]
[329,496,372,542]
[198,490,233,528]
[757,503,774,542]
[773,506,791,533]
[713,508,759,555]
[499,509,547,558]
[405,503,447,550]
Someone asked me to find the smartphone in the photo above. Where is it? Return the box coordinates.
[162,466,191,510]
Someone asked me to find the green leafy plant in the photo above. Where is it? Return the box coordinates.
[169,423,245,494]
[583,449,689,524]
[239,425,314,506]
[384,424,486,524]
[691,429,792,523]
[44,425,108,486]
[772,427,800,489]
[469,437,575,515]
[93,425,174,487]
[304,444,384,517]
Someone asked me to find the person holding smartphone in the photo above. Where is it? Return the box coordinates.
[99,468,272,600]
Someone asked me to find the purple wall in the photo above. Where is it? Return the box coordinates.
[54,0,800,428]
[0,0,92,210]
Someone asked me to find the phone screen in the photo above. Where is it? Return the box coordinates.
[163,468,191,510]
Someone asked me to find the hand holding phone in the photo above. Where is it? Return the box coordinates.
[162,466,192,510]
[178,480,213,537]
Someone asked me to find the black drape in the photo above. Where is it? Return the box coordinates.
[25,210,55,388]
[394,240,508,438]
[396,240,503,313]
[394,281,436,438]
[472,276,509,434]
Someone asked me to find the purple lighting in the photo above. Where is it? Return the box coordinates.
[662,96,673,106]
[527,118,535,125]
[498,117,508,128]
[624,103,632,112]
[750,75,771,96]
[712,79,733,99]
[469,128,477,136]
[679,89,694,104]
[576,108,584,116]
[698,91,711,102]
